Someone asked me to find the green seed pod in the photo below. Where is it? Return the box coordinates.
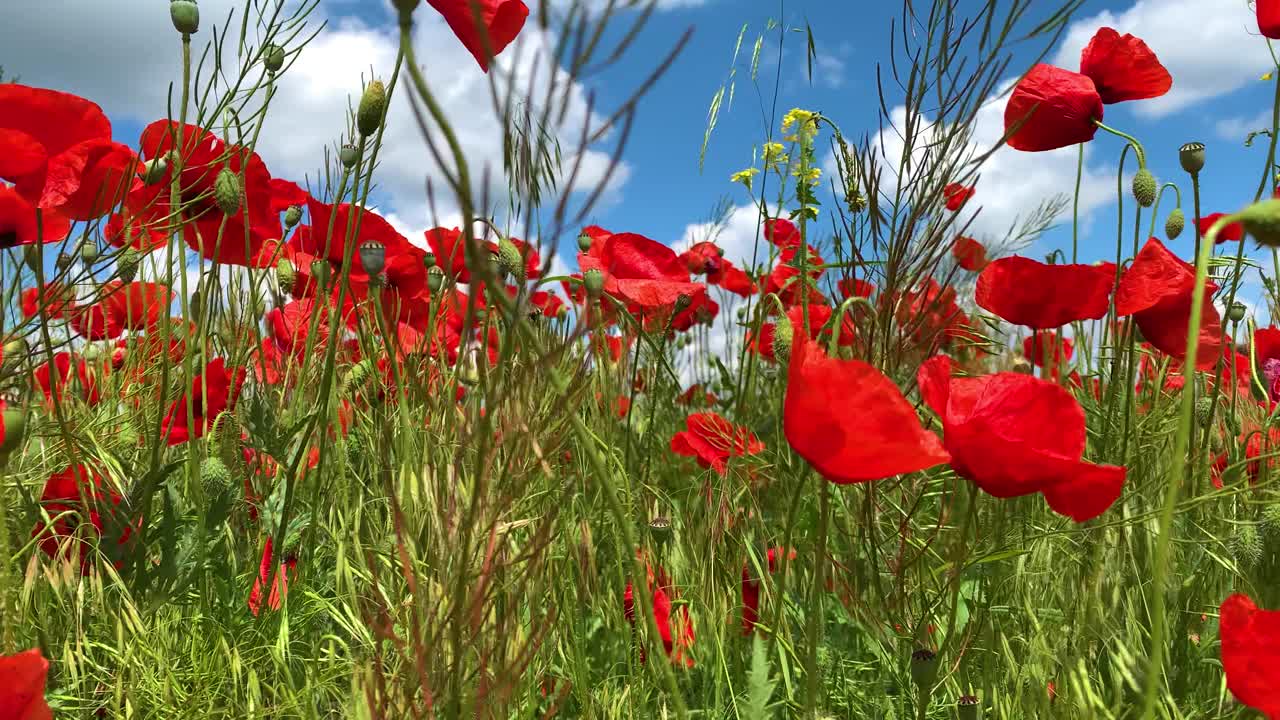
[909,649,938,690]
[1231,524,1262,569]
[170,0,200,35]
[957,695,981,720]
[771,314,794,363]
[23,245,41,273]
[1229,302,1248,323]
[276,257,297,296]
[577,232,593,252]
[427,265,444,292]
[214,168,242,215]
[357,80,388,138]
[55,253,74,272]
[3,338,29,363]
[0,408,28,457]
[496,238,526,283]
[358,240,386,276]
[200,456,232,497]
[284,205,303,229]
[80,241,100,264]
[1164,208,1185,241]
[1131,168,1157,208]
[423,252,436,269]
[674,293,693,314]
[1236,198,1280,246]
[310,259,331,288]
[339,143,359,170]
[391,0,419,20]
[142,156,169,185]
[648,516,672,545]
[263,44,286,74]
[118,248,140,282]
[1179,142,1205,175]
[583,268,604,296]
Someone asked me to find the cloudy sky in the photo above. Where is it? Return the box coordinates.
[3,0,1276,329]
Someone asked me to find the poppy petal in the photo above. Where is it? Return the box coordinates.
[976,257,1115,328]
[1078,27,1172,105]
[1004,64,1103,152]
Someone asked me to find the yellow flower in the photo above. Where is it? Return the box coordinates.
[730,167,759,188]
[792,164,822,185]
[761,142,789,168]
[781,108,819,144]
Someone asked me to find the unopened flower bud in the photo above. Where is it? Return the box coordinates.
[118,248,140,282]
[1131,168,1156,208]
[496,238,526,283]
[1227,302,1247,323]
[357,80,387,138]
[1231,524,1262,568]
[263,44,286,74]
[55,253,74,272]
[170,0,200,35]
[3,338,28,362]
[583,268,604,296]
[340,143,359,170]
[427,266,444,292]
[284,205,303,229]
[674,293,693,313]
[358,240,386,275]
[577,232,593,252]
[310,259,331,287]
[276,258,297,295]
[1236,199,1280,246]
[214,168,242,215]
[1164,208,1185,241]
[142,156,169,185]
[1012,354,1032,375]
[392,0,418,23]
[200,456,232,497]
[1179,142,1205,175]
[0,407,28,457]
[909,649,938,690]
[1194,397,1214,426]
[23,245,41,273]
[771,315,794,362]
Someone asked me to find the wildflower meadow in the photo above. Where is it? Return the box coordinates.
[3,0,1280,717]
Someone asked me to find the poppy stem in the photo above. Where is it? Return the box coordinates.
[804,475,829,718]
[1093,120,1146,168]
[1071,143,1083,263]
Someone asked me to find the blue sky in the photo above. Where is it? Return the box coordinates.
[3,0,1276,315]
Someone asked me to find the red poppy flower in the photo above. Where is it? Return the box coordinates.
[529,290,565,318]
[1115,238,1223,370]
[708,259,757,297]
[104,210,167,252]
[896,279,973,350]
[670,412,764,474]
[951,236,987,271]
[1219,593,1280,718]
[741,547,796,635]
[35,352,99,406]
[785,309,949,483]
[1078,27,1172,105]
[578,232,707,311]
[747,304,831,363]
[427,0,530,72]
[249,536,299,617]
[20,284,75,319]
[1256,326,1280,402]
[1004,64,1103,152]
[0,648,53,720]
[676,384,717,407]
[918,355,1126,521]
[68,281,173,341]
[943,183,975,212]
[1198,212,1244,244]
[1263,0,1280,40]
[764,244,827,307]
[623,552,695,668]
[976,256,1115,328]
[268,177,309,213]
[161,358,247,445]
[765,217,802,248]
[1,184,71,250]
[680,241,722,275]
[267,299,331,357]
[425,226,475,282]
[838,278,875,299]
[32,465,130,571]
[1023,329,1074,379]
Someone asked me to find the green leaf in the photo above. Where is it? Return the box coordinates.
[746,633,776,720]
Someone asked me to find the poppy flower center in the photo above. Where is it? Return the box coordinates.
[1264,358,1280,399]
[0,225,18,248]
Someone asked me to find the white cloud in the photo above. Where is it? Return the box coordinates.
[1215,109,1274,142]
[1052,0,1271,118]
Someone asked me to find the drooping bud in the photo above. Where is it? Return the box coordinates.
[118,248,140,282]
[200,456,232,497]
[1228,302,1247,323]
[909,649,938,690]
[189,289,203,322]
[358,240,386,275]
[577,232,593,252]
[310,259,331,288]
[1179,142,1205,175]
[80,241,100,264]
[1164,208,1185,240]
[496,238,526,283]
[1235,199,1280,246]
[214,168,242,215]
[276,257,297,295]
[55,253,74,272]
[736,307,747,321]
[1231,523,1262,569]
[427,265,445,292]
[142,156,169,185]
[284,205,303,229]
[957,695,981,720]
[1131,168,1156,208]
[771,314,794,363]
[674,293,693,314]
[1194,397,1214,427]
[423,252,436,269]
[357,80,388,138]
[583,268,604,296]
[339,143,359,170]
[170,0,200,35]
[0,407,28,457]
[23,245,41,273]
[263,44,286,74]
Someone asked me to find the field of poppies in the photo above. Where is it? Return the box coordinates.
[2,0,1280,717]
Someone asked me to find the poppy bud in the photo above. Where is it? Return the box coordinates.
[339,143,359,170]
[423,252,436,269]
[358,240,386,276]
[263,44,286,74]
[284,205,303,229]
[771,315,794,363]
[55,253,74,272]
[342,359,375,396]
[1231,524,1262,568]
[1263,502,1280,537]
[357,80,388,138]
[577,232,593,252]
[497,238,526,283]
[118,248,140,282]
[0,407,28,457]
[200,456,232,497]
[583,268,604,296]
[170,0,200,35]
[23,245,41,273]
[1229,302,1247,323]
[457,353,481,387]
[1236,198,1280,246]
[909,648,938,690]
[427,265,444,292]
[1194,397,1214,427]
[310,259,331,288]
[1179,142,1205,175]
[1164,208,1184,241]
[1131,168,1156,208]
[1012,354,1032,375]
[674,294,693,313]
[189,289,203,321]
[3,338,28,362]
[214,168,242,215]
[142,156,169,185]
[957,695,981,720]
[392,0,418,23]
[80,242,100,264]
[276,258,296,295]
[736,308,747,321]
